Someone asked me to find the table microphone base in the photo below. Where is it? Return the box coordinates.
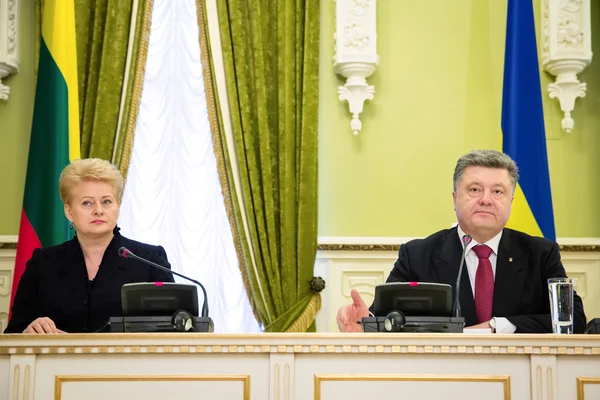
[586,318,600,334]
[362,316,465,333]
[108,316,214,333]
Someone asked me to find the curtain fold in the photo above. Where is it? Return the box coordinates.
[213,0,322,332]
[113,0,154,179]
[196,0,262,321]
[75,0,132,160]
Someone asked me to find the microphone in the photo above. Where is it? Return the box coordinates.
[453,235,472,319]
[118,246,209,318]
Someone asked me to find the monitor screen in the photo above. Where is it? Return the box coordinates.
[121,282,199,317]
[372,282,453,317]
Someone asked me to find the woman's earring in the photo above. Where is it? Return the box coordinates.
[69,222,74,229]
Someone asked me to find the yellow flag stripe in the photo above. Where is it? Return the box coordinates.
[499,136,544,238]
[506,183,544,237]
[41,0,80,162]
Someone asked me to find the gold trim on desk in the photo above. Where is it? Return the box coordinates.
[2,333,600,356]
[577,377,600,400]
[2,243,598,253]
[317,244,400,252]
[314,374,511,400]
[4,332,600,341]
[0,344,598,356]
[316,244,600,252]
[560,245,600,252]
[54,374,250,400]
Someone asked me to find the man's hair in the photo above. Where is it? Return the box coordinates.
[453,150,519,192]
[59,158,124,205]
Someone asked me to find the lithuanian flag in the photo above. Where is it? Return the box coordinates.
[501,0,555,241]
[10,1,80,309]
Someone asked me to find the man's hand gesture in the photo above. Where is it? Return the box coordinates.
[336,289,369,332]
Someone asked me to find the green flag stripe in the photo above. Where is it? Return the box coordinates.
[23,37,71,248]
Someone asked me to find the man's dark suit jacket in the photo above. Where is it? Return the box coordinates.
[4,228,174,334]
[383,227,586,333]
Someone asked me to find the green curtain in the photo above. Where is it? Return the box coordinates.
[35,0,152,175]
[75,0,132,161]
[213,0,322,332]
[110,0,155,179]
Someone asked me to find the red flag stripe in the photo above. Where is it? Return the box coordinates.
[11,210,42,314]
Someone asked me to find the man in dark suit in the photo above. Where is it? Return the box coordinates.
[336,150,586,333]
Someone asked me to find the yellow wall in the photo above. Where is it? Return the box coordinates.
[0,0,34,235]
[2,0,600,239]
[318,0,600,238]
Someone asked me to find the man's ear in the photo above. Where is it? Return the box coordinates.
[452,191,457,210]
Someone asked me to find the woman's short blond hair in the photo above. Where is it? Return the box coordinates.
[59,158,124,205]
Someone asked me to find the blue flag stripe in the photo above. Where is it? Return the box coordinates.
[501,0,555,241]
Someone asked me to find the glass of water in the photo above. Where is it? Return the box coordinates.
[548,277,574,334]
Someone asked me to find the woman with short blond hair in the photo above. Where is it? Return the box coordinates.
[5,158,174,334]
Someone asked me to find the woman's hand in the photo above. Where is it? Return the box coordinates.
[23,317,67,334]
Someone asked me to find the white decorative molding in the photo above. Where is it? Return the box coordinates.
[0,235,18,243]
[0,312,7,334]
[530,355,558,400]
[270,354,294,400]
[0,0,20,101]
[541,0,592,133]
[333,0,378,136]
[569,271,588,299]
[0,247,15,331]
[341,271,384,298]
[0,269,10,296]
[8,355,35,400]
[4,334,600,400]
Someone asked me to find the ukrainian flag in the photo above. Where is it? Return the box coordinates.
[501,0,556,241]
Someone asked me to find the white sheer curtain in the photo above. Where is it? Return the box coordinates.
[118,0,260,333]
